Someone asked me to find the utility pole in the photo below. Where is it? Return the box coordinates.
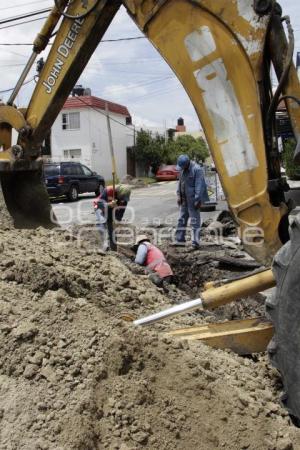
[133,124,136,147]
[105,102,117,199]
[164,119,167,143]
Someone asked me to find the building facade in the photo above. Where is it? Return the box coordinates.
[51,95,134,180]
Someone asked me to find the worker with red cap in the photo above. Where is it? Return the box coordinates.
[94,184,131,251]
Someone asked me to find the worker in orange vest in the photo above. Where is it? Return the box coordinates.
[133,235,173,287]
[94,184,131,250]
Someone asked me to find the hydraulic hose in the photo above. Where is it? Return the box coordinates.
[54,0,102,20]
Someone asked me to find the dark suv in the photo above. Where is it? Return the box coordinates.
[44,162,105,201]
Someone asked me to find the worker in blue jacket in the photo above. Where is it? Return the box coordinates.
[174,154,209,249]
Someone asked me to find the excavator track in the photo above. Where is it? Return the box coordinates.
[266,214,300,426]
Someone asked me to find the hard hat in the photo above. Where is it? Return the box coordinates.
[135,234,150,246]
[176,154,190,170]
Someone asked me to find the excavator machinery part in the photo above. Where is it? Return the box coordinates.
[0,105,54,228]
[267,214,300,426]
[0,169,55,229]
[7,53,39,107]
[167,317,274,355]
[25,0,121,152]
[0,105,27,152]
[202,268,272,290]
[201,268,275,309]
[0,0,121,230]
[123,0,289,265]
[253,0,273,16]
[7,1,67,106]
[54,0,101,20]
[134,269,275,326]
[33,1,69,53]
[268,10,300,164]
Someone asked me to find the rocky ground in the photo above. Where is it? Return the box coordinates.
[1,194,300,449]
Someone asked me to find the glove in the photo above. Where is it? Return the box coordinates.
[108,200,117,208]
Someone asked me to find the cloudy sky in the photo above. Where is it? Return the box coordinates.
[0,0,299,133]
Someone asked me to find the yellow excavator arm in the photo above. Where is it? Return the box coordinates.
[0,0,300,265]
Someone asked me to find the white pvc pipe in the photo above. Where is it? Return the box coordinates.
[134,297,203,326]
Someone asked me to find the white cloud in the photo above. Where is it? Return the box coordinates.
[131,114,163,131]
[102,83,147,101]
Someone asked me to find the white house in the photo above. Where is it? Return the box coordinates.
[51,94,135,180]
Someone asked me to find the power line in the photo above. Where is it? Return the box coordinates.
[85,66,171,77]
[0,63,29,67]
[0,43,35,46]
[0,77,34,94]
[0,0,51,11]
[130,83,180,102]
[0,8,51,26]
[0,36,146,46]
[101,36,145,42]
[0,16,48,31]
[95,58,163,66]
[94,76,174,95]
[0,47,29,59]
[74,79,178,127]
[75,96,135,132]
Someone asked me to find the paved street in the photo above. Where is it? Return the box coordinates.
[52,181,225,228]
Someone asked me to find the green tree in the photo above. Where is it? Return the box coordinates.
[164,135,209,164]
[133,129,210,174]
[282,138,300,180]
[133,129,165,174]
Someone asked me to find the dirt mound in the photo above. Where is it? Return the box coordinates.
[0,187,13,229]
[0,217,300,448]
[0,280,298,450]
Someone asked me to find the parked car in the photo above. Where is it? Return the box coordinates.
[44,162,105,201]
[156,165,179,181]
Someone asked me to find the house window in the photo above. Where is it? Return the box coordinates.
[63,149,82,159]
[62,112,80,130]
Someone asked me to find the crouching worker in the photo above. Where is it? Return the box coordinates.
[134,235,173,288]
[94,184,131,251]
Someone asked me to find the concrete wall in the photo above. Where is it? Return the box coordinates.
[51,107,134,181]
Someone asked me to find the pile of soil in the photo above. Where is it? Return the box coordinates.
[1,196,300,449]
[120,175,148,188]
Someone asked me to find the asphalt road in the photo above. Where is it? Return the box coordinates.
[51,181,224,228]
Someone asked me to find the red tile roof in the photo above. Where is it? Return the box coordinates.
[63,95,131,117]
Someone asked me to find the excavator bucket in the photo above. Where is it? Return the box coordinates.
[0,169,55,229]
[0,106,55,229]
[167,318,274,356]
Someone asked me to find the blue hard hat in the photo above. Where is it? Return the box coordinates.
[176,154,190,170]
